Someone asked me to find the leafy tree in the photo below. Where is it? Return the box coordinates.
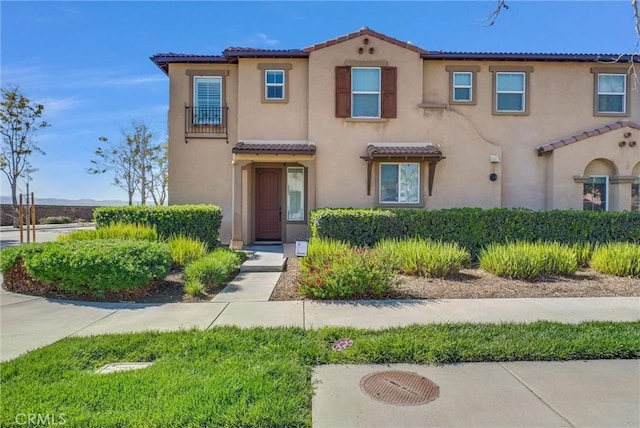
[89,121,166,206]
[0,86,49,213]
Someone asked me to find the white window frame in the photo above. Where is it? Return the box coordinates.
[286,166,305,222]
[265,69,285,101]
[352,67,381,119]
[379,162,421,204]
[193,76,222,125]
[597,73,626,114]
[495,72,526,113]
[452,71,473,102]
[583,175,609,212]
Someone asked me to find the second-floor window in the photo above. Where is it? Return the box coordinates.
[496,72,525,112]
[194,76,222,124]
[265,70,285,100]
[453,72,473,102]
[352,67,381,118]
[336,66,397,119]
[597,73,626,114]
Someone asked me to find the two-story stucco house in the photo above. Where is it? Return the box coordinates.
[151,27,640,248]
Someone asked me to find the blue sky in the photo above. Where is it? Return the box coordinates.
[1,0,635,202]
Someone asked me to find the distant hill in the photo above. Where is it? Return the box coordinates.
[0,196,128,206]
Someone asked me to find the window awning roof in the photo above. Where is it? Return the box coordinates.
[232,141,316,155]
[362,143,443,160]
[361,143,445,197]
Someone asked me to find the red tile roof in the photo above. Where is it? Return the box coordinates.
[223,47,308,58]
[304,27,428,55]
[424,52,639,62]
[365,144,443,159]
[536,121,640,155]
[232,142,316,155]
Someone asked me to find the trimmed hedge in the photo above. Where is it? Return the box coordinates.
[1,240,172,296]
[94,205,222,248]
[310,208,640,259]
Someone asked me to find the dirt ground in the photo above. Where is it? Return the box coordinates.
[269,257,640,300]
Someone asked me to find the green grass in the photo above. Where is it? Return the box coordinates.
[58,222,158,242]
[590,242,640,277]
[375,238,471,277]
[479,241,578,280]
[1,322,638,427]
[166,235,208,267]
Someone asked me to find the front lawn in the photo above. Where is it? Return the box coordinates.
[2,322,639,427]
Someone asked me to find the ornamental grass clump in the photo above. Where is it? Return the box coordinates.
[590,242,640,277]
[183,248,244,290]
[479,241,577,280]
[375,238,470,277]
[58,222,158,242]
[298,239,394,299]
[166,235,208,267]
[571,242,597,268]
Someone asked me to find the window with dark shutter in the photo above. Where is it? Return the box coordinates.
[381,67,397,118]
[335,66,351,118]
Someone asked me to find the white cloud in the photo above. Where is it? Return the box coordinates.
[251,33,279,46]
[36,96,83,117]
[102,75,167,86]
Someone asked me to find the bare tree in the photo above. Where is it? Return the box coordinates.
[88,121,165,206]
[0,86,49,216]
[148,142,168,205]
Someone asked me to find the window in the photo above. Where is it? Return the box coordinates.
[352,67,381,118]
[583,176,608,211]
[194,76,222,124]
[453,72,472,102]
[490,66,532,115]
[335,66,396,119]
[496,72,525,112]
[287,167,305,221]
[265,70,285,100]
[633,177,640,212]
[380,163,420,204]
[597,74,626,114]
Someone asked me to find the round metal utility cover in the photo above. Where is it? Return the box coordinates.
[360,370,439,406]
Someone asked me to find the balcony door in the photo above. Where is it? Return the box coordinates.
[255,168,282,241]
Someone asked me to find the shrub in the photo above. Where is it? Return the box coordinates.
[375,238,470,277]
[310,208,640,260]
[93,205,222,249]
[183,248,244,287]
[166,235,208,267]
[57,222,158,242]
[479,241,577,280]
[21,240,172,296]
[298,240,394,299]
[39,216,72,225]
[590,243,640,277]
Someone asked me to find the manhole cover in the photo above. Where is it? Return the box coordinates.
[360,370,439,406]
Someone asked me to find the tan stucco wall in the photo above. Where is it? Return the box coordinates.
[164,33,639,244]
[546,125,640,211]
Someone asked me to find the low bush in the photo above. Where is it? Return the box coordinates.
[94,205,222,249]
[57,222,158,242]
[18,240,172,296]
[298,239,394,299]
[166,235,208,267]
[184,280,207,297]
[479,241,578,280]
[183,248,244,288]
[590,243,640,277]
[375,238,470,277]
[39,216,72,225]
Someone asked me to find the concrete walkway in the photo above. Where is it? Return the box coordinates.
[1,240,639,426]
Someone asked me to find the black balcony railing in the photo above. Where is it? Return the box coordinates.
[185,106,228,137]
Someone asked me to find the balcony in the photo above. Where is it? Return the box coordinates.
[185,106,228,142]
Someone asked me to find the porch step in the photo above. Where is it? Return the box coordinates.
[240,245,285,272]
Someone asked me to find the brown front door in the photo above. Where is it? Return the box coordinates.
[255,168,282,241]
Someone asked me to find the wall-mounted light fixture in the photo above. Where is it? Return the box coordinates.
[490,155,500,163]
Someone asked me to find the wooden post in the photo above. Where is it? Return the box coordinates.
[19,194,24,244]
[31,192,36,242]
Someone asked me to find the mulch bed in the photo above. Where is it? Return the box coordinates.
[270,257,640,300]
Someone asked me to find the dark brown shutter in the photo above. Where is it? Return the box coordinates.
[381,67,397,118]
[335,66,351,118]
